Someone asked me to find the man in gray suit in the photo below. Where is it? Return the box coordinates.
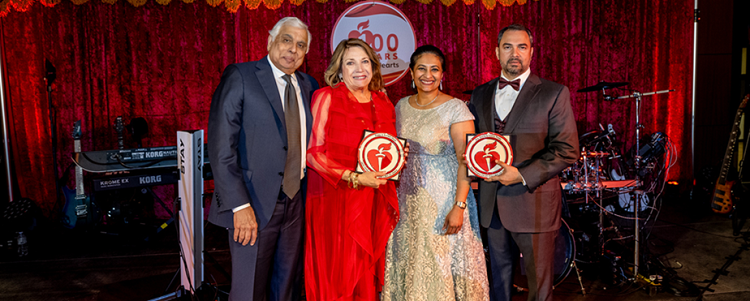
[207,17,318,301]
[469,24,579,301]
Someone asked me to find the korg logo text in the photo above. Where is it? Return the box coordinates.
[139,175,162,185]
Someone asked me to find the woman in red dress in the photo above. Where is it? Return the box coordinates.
[305,38,399,301]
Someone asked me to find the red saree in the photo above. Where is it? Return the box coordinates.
[305,84,399,301]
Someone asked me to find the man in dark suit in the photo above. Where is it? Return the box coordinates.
[469,24,579,301]
[207,17,319,301]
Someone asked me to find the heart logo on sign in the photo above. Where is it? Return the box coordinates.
[474,142,500,172]
[331,1,416,86]
[367,143,393,171]
[348,20,376,46]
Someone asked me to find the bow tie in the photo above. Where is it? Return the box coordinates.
[498,78,521,91]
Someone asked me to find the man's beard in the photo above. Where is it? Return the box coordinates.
[503,59,524,76]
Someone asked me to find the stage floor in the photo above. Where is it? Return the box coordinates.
[0,191,748,301]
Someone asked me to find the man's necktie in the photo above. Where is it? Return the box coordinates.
[498,77,521,91]
[281,74,301,199]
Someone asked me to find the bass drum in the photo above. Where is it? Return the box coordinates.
[553,219,576,287]
[519,219,576,287]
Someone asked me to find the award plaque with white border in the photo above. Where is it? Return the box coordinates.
[356,130,407,181]
[465,132,513,179]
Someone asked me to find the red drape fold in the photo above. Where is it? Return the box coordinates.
[305,84,399,300]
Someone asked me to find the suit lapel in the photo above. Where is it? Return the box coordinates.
[505,74,541,133]
[481,78,499,133]
[256,57,286,136]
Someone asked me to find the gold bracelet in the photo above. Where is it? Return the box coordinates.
[352,173,360,190]
[346,172,354,189]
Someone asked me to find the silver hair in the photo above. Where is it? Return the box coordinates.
[268,17,312,53]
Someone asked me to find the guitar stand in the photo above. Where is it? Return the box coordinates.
[734,134,749,236]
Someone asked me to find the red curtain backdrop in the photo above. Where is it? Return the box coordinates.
[1,0,694,217]
[0,0,539,16]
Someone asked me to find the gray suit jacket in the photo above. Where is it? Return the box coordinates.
[469,74,578,233]
[207,57,319,230]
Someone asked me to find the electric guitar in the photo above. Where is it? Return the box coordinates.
[712,95,749,214]
[62,121,91,228]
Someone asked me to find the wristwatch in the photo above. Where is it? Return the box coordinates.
[455,201,467,209]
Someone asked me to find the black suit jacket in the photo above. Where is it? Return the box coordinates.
[469,74,579,233]
[207,57,319,230]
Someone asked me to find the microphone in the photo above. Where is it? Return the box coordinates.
[605,124,616,145]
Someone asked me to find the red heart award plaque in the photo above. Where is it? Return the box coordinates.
[356,130,406,181]
[465,132,513,179]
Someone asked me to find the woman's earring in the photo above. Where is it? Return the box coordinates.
[440,80,443,91]
[338,73,343,81]
[411,80,415,90]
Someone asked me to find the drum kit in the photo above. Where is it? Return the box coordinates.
[552,81,675,293]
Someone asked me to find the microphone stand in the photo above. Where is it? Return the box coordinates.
[44,60,61,207]
[614,88,673,281]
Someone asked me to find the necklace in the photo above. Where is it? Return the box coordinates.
[355,90,371,103]
[414,92,440,107]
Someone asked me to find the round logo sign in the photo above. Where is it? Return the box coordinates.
[331,1,416,86]
[357,132,406,180]
[465,132,514,179]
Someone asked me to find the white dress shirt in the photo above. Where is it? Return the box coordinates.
[495,68,531,121]
[267,56,307,180]
[494,68,531,186]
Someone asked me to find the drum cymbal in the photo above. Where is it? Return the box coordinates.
[577,81,629,92]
